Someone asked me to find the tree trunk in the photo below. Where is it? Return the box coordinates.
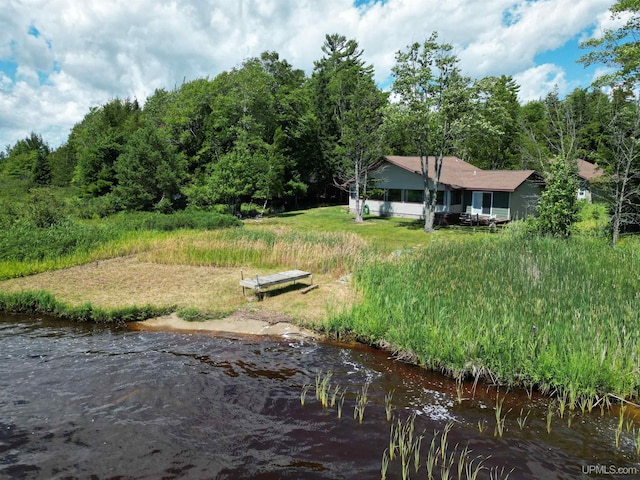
[612,212,620,246]
[354,162,364,223]
[424,188,438,233]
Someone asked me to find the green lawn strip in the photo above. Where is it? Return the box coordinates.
[0,290,172,324]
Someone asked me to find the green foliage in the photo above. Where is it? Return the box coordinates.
[0,218,118,262]
[69,98,141,197]
[26,188,69,227]
[533,158,579,237]
[579,0,640,88]
[391,31,471,232]
[112,122,185,211]
[0,132,51,185]
[329,235,640,398]
[462,75,521,169]
[104,210,241,231]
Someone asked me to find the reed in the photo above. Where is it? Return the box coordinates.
[385,390,394,422]
[558,389,568,418]
[516,408,530,430]
[314,370,333,408]
[477,418,488,434]
[330,384,341,408]
[300,384,311,406]
[353,382,369,424]
[567,411,576,428]
[328,235,640,401]
[546,401,555,434]
[490,466,515,480]
[425,434,437,480]
[381,448,389,480]
[615,405,626,448]
[337,389,347,420]
[494,394,507,438]
[143,226,367,276]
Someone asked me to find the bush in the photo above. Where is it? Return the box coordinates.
[534,158,579,237]
[105,210,242,231]
[0,218,119,262]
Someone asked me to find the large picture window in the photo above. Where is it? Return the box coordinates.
[406,189,424,203]
[387,189,402,202]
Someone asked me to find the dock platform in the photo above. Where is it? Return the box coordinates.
[240,269,313,297]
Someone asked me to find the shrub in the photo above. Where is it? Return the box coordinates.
[105,210,241,231]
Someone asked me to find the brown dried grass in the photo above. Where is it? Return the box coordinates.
[0,254,357,326]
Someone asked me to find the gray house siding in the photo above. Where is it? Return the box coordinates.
[510,179,541,220]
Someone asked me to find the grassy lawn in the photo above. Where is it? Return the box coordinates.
[253,205,494,252]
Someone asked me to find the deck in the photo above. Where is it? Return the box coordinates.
[240,269,313,296]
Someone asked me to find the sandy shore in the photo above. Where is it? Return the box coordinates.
[129,311,322,340]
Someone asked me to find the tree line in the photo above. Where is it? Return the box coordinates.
[0,0,638,241]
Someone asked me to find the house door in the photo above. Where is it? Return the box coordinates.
[471,191,492,215]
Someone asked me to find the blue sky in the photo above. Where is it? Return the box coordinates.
[0,0,617,150]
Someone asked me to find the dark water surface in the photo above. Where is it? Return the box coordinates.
[1,314,638,479]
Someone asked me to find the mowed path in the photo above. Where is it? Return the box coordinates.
[0,255,355,327]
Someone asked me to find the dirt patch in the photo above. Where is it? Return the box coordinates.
[0,255,357,330]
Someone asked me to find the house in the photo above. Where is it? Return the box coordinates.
[348,155,544,222]
[575,158,603,202]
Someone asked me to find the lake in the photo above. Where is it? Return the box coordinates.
[1,314,638,479]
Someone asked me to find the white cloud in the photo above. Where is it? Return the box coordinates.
[514,63,568,102]
[0,0,616,149]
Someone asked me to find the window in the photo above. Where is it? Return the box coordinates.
[436,190,445,205]
[406,190,424,203]
[450,190,462,205]
[369,189,385,200]
[387,189,402,202]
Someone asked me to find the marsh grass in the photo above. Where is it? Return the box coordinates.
[329,235,640,400]
[494,394,507,437]
[354,382,370,423]
[385,390,394,422]
[300,384,311,406]
[337,389,347,419]
[384,415,512,480]
[546,401,555,434]
[516,408,530,430]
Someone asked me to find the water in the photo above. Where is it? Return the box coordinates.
[0,314,638,479]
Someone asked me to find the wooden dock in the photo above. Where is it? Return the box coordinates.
[240,269,313,297]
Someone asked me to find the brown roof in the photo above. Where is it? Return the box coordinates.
[382,156,539,192]
[576,158,603,182]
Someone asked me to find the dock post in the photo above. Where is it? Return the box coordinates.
[309,262,313,286]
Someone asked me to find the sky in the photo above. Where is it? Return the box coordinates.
[0,0,624,150]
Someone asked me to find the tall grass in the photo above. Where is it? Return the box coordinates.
[0,211,242,279]
[143,227,368,275]
[328,235,640,400]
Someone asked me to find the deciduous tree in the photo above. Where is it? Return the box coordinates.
[391,32,470,232]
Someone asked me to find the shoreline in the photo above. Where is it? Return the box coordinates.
[130,311,321,340]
